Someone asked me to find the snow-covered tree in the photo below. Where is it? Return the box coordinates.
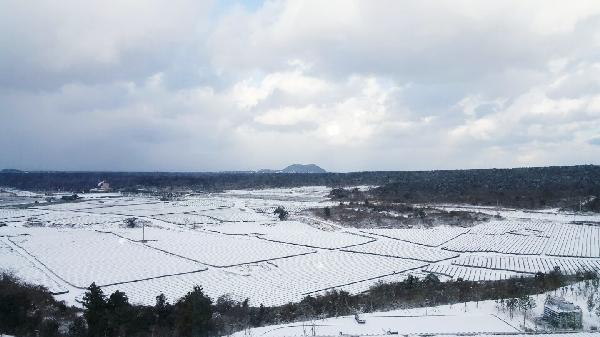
[588,293,595,316]
[506,298,518,318]
[518,295,536,326]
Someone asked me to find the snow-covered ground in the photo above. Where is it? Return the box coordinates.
[1,188,599,313]
[234,281,600,337]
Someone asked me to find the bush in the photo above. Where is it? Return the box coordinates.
[274,206,289,220]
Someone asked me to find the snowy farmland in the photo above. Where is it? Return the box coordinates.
[1,187,600,309]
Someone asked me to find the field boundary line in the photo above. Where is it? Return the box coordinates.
[302,264,427,296]
[359,229,470,248]
[97,229,319,268]
[1,237,70,294]
[96,269,208,288]
[7,236,84,289]
[490,313,521,332]
[341,248,458,263]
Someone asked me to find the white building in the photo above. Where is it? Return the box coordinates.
[90,181,111,192]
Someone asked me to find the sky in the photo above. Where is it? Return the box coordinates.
[1,0,600,172]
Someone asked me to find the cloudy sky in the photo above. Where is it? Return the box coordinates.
[1,0,600,172]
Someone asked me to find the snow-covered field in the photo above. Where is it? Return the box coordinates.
[1,187,600,314]
[109,226,315,267]
[8,228,206,288]
[344,237,459,262]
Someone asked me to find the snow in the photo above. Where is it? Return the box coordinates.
[235,280,600,336]
[152,213,220,225]
[0,237,68,293]
[2,189,600,313]
[0,208,47,221]
[98,251,424,307]
[9,228,206,288]
[453,255,600,275]
[231,250,424,296]
[109,227,315,267]
[423,263,525,281]
[344,237,459,262]
[362,226,470,247]
[21,212,127,228]
[442,221,600,258]
[238,313,518,336]
[201,207,275,222]
[438,204,600,224]
[204,220,372,249]
[442,232,549,255]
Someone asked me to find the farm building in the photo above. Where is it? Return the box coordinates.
[543,296,582,329]
[90,181,111,192]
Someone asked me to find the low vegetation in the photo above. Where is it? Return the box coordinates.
[0,273,78,337]
[314,192,491,228]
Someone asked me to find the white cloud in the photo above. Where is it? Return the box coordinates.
[1,0,600,171]
[230,66,331,109]
[247,71,406,145]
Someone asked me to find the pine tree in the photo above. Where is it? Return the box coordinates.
[82,283,108,337]
[154,293,173,326]
[175,286,214,337]
[68,317,88,337]
[107,290,130,336]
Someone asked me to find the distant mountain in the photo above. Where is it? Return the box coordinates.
[257,164,326,174]
[1,169,24,173]
[281,164,326,174]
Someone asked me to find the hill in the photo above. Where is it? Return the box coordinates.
[257,164,326,174]
[1,169,23,173]
[280,164,326,173]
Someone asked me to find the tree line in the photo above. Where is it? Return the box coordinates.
[1,267,595,337]
[1,165,600,210]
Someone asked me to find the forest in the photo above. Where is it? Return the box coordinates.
[2,165,599,209]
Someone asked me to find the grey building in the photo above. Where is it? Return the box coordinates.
[543,296,582,329]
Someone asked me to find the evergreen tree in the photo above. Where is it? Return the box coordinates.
[68,317,88,337]
[106,290,130,336]
[175,286,214,337]
[82,282,108,337]
[39,319,59,337]
[155,293,173,327]
[274,206,289,220]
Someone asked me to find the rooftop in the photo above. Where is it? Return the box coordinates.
[545,296,581,313]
